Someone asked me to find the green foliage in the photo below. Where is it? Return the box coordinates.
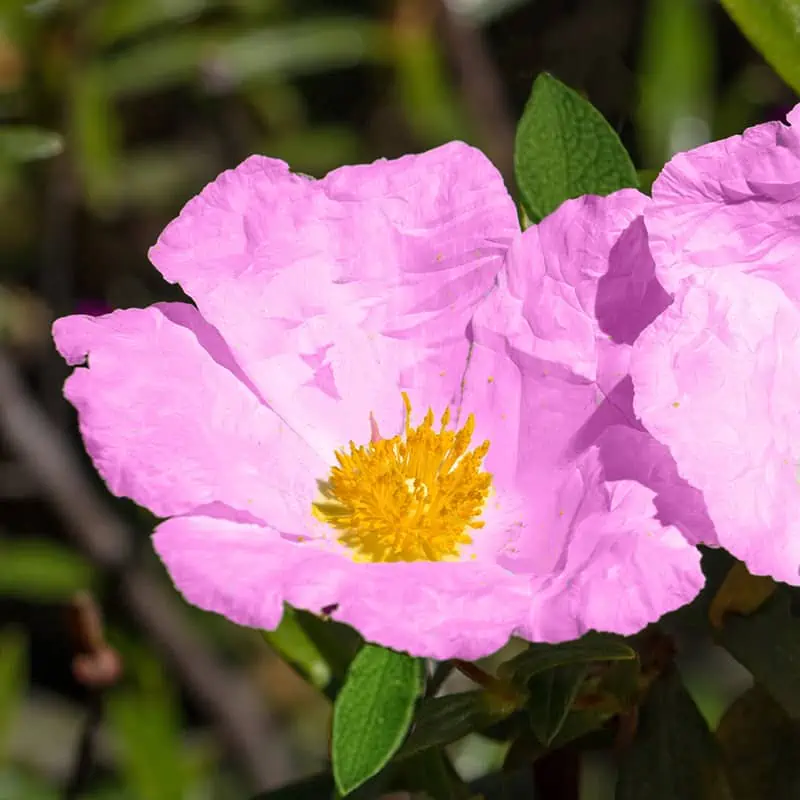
[717,589,800,718]
[498,631,637,688]
[716,685,800,800]
[106,649,209,800]
[0,629,26,760]
[0,539,94,601]
[616,666,733,800]
[720,0,800,94]
[514,73,638,222]
[637,0,715,166]
[0,127,63,163]
[331,645,423,796]
[526,663,588,747]
[398,690,518,760]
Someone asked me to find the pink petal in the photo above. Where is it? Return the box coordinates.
[52,303,324,530]
[148,143,519,457]
[153,515,534,661]
[646,103,800,298]
[529,470,704,641]
[631,271,800,583]
[455,194,704,639]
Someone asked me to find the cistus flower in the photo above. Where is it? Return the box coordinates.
[631,103,800,585]
[52,143,704,660]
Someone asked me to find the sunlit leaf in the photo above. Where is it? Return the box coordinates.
[514,73,637,222]
[720,0,800,95]
[332,645,422,795]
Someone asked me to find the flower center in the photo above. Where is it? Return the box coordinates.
[312,393,492,563]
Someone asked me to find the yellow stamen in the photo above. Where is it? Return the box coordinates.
[312,393,492,562]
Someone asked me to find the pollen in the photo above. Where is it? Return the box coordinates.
[312,393,492,563]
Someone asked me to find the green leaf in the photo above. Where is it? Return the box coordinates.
[717,589,800,719]
[294,609,363,685]
[637,0,715,166]
[616,666,733,800]
[263,607,331,693]
[332,645,423,796]
[527,664,588,746]
[513,73,638,223]
[0,629,26,759]
[719,0,800,95]
[398,690,517,760]
[0,540,93,600]
[498,631,636,688]
[0,127,63,163]
[716,685,800,800]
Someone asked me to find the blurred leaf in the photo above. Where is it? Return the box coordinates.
[616,666,733,800]
[0,126,62,162]
[100,30,211,96]
[209,19,385,86]
[498,631,636,688]
[0,628,26,758]
[107,653,203,800]
[263,606,331,692]
[332,645,423,795]
[398,690,518,760]
[716,684,800,800]
[251,772,334,800]
[0,768,58,800]
[717,589,800,719]
[392,16,465,145]
[514,73,638,223]
[88,0,212,45]
[527,664,587,747]
[637,0,714,166]
[70,67,121,209]
[0,539,93,600]
[709,561,776,629]
[294,609,362,684]
[720,0,800,95]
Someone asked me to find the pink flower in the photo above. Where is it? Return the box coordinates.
[631,103,800,584]
[52,144,703,660]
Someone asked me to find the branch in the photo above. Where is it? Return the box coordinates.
[0,350,298,792]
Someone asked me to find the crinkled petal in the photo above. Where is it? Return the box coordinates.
[52,303,324,529]
[148,143,519,456]
[455,195,703,640]
[529,469,704,641]
[153,515,534,661]
[646,103,800,298]
[498,190,666,387]
[631,270,800,583]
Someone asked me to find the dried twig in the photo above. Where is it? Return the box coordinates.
[0,350,297,792]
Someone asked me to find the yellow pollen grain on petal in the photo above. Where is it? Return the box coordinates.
[311,392,493,563]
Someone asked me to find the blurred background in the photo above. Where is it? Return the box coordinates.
[0,0,796,798]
